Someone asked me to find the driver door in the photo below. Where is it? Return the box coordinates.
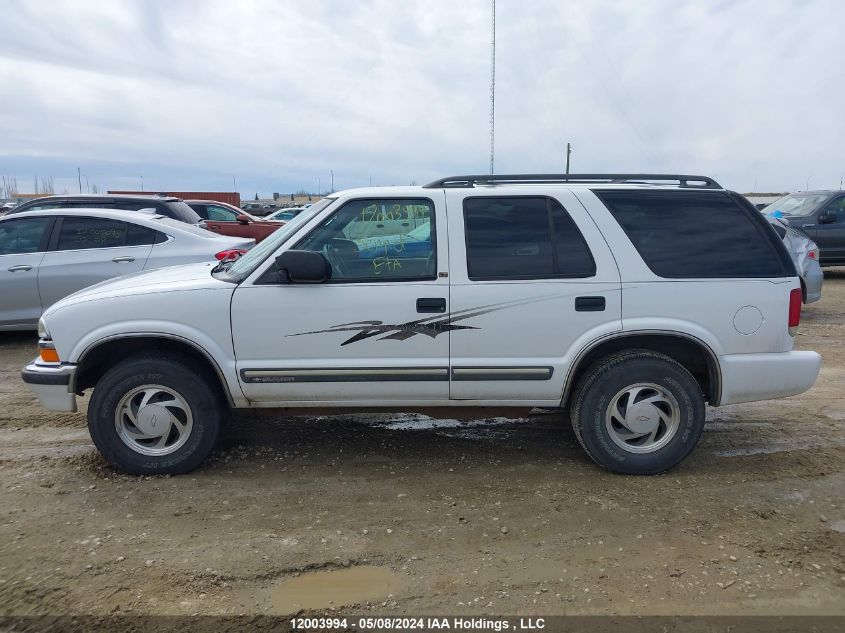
[231,196,450,404]
[812,196,845,264]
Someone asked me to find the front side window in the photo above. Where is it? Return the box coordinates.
[464,196,595,280]
[0,217,52,255]
[820,197,845,223]
[295,198,436,281]
[56,217,133,251]
[205,205,239,222]
[595,190,789,278]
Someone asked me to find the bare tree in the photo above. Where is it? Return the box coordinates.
[3,175,19,199]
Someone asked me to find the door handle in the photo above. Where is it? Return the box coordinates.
[112,256,135,263]
[7,264,32,272]
[801,224,815,229]
[575,296,605,312]
[416,297,446,313]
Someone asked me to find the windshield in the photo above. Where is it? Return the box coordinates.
[762,193,830,217]
[217,197,335,280]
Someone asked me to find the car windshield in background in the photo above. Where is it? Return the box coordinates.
[762,193,829,217]
[218,197,335,280]
[164,201,203,224]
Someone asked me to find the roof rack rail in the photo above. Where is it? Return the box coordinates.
[422,173,722,189]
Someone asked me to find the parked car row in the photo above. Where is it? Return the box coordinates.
[185,199,284,243]
[265,207,307,222]
[6,194,204,225]
[1,207,253,330]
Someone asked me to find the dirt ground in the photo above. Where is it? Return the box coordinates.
[1,273,843,619]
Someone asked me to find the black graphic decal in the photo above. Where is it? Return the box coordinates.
[288,316,476,346]
[286,293,588,346]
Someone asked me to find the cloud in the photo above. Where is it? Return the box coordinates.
[0,0,843,195]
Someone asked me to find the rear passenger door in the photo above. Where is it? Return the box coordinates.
[37,216,153,309]
[446,191,622,403]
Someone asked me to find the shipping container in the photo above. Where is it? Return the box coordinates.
[108,191,241,207]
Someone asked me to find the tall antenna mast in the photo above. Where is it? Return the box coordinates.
[489,0,496,174]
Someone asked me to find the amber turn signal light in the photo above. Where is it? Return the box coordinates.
[38,345,60,363]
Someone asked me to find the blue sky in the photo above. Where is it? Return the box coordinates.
[1,0,843,197]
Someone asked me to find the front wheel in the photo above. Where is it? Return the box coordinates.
[87,354,223,475]
[569,350,705,475]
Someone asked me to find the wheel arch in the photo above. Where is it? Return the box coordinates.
[562,331,722,407]
[74,334,236,407]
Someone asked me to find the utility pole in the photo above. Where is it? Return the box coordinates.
[317,177,321,196]
[330,170,334,193]
[84,175,89,193]
[233,176,237,192]
[565,143,572,174]
[77,167,82,193]
[141,176,144,192]
[489,0,496,174]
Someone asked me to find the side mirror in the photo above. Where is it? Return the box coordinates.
[818,211,837,224]
[274,250,331,284]
[235,214,251,225]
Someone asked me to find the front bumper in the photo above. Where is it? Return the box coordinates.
[718,351,821,406]
[21,359,78,412]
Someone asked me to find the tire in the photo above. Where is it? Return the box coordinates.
[569,350,705,475]
[87,353,224,475]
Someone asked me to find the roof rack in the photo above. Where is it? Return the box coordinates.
[422,173,723,189]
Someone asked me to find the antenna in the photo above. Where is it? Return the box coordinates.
[489,0,496,174]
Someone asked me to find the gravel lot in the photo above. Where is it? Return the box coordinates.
[1,272,843,617]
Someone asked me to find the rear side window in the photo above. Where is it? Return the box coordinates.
[57,217,127,250]
[769,221,787,239]
[18,201,65,212]
[464,196,595,280]
[56,217,154,250]
[164,201,202,224]
[594,190,789,278]
[65,201,116,209]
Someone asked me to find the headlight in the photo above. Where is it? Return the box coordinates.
[37,318,50,340]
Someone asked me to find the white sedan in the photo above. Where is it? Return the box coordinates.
[0,207,254,330]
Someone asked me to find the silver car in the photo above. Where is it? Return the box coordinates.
[768,216,822,303]
[0,208,254,330]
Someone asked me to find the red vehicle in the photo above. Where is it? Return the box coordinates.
[185,200,285,243]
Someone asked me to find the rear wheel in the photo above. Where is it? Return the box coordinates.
[569,350,705,475]
[87,354,223,475]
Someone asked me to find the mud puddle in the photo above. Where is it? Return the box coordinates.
[269,566,401,614]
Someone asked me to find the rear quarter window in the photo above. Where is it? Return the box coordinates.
[594,190,790,278]
[164,201,202,224]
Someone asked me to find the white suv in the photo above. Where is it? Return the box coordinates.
[22,174,821,476]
